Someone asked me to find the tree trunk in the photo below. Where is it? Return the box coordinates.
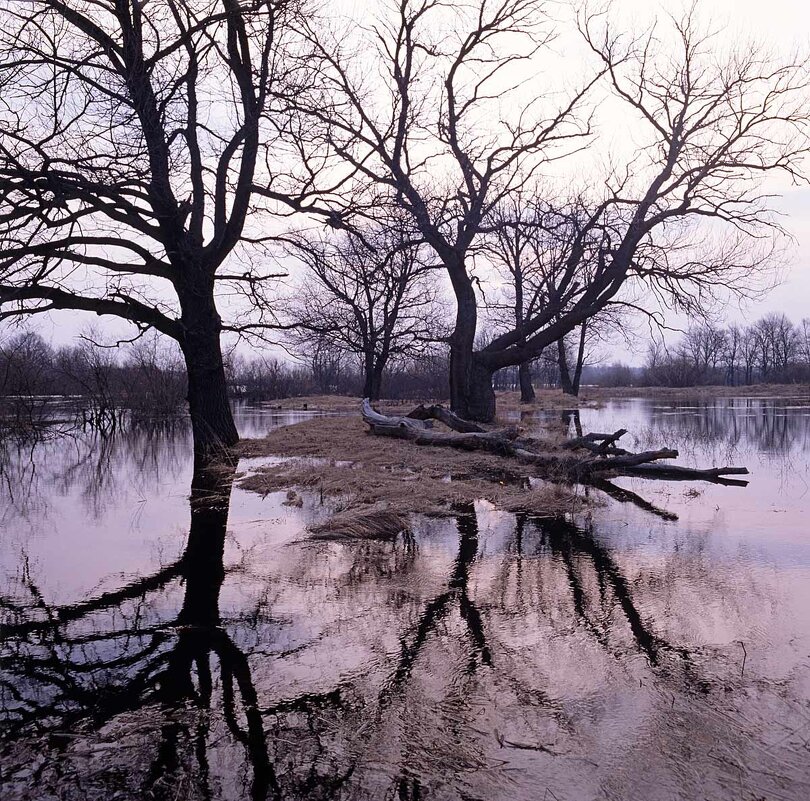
[370,356,386,401]
[466,359,496,422]
[571,323,587,396]
[448,270,480,418]
[362,352,376,399]
[180,329,238,461]
[557,337,575,395]
[518,361,535,402]
[176,279,238,459]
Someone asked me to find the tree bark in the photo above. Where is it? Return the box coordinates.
[557,337,575,395]
[466,359,497,422]
[448,269,479,418]
[518,361,535,402]
[571,323,587,395]
[371,362,385,401]
[181,332,238,460]
[176,275,238,460]
[406,403,485,433]
[362,353,376,400]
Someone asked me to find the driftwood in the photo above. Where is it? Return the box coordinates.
[406,403,485,433]
[624,463,750,486]
[362,400,517,453]
[360,399,750,485]
[562,429,629,455]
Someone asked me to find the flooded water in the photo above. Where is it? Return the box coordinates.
[1,396,809,800]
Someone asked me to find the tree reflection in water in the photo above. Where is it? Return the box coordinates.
[1,440,806,800]
[1,461,279,799]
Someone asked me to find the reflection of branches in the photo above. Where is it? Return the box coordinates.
[587,476,679,522]
[382,503,492,705]
[532,515,682,666]
[640,398,809,459]
[1,560,183,640]
[1,463,277,801]
[2,454,724,798]
[0,421,191,524]
[149,628,277,801]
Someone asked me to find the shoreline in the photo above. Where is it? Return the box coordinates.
[249,384,810,415]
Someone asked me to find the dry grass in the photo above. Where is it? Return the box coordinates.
[237,415,593,538]
[494,389,602,413]
[253,394,438,413]
[308,504,410,540]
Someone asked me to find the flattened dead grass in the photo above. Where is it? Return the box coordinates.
[308,504,410,540]
[237,416,595,537]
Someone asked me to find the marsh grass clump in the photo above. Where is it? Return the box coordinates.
[308,504,410,540]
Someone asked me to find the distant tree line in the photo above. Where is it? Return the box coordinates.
[0,331,454,429]
[0,331,186,430]
[643,314,810,387]
[5,311,809,431]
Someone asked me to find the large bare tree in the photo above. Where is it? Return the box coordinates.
[289,0,810,420]
[470,9,809,416]
[0,0,333,459]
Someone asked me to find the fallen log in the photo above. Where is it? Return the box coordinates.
[624,463,749,485]
[406,403,485,434]
[360,400,749,486]
[583,448,679,472]
[362,400,517,452]
[563,429,629,455]
[361,401,432,433]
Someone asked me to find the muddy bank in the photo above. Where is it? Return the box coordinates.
[237,416,592,532]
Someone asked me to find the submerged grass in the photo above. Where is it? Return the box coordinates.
[238,415,596,538]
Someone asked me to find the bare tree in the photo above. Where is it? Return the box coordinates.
[0,330,52,398]
[740,325,760,386]
[0,0,331,459]
[55,337,120,429]
[292,1,809,420]
[483,195,555,403]
[285,222,443,399]
[0,330,54,429]
[723,324,744,386]
[751,312,799,380]
[681,323,728,383]
[307,332,353,395]
[472,9,809,415]
[484,196,634,398]
[284,0,600,419]
[555,306,632,396]
[797,318,810,379]
[121,330,186,417]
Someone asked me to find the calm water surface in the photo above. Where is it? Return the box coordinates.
[1,397,809,800]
